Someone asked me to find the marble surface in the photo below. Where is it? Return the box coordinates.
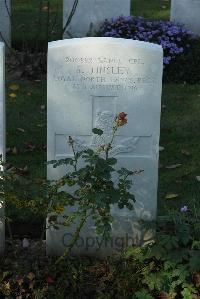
[171,0,200,35]
[63,0,130,38]
[47,37,163,256]
[0,0,11,46]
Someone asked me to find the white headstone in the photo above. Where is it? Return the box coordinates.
[0,42,5,255]
[171,0,200,35]
[47,37,163,256]
[63,0,130,38]
[0,0,11,47]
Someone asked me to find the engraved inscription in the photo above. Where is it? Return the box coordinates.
[53,55,157,92]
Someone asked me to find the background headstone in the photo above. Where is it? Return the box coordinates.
[63,0,130,38]
[0,0,11,47]
[0,42,5,255]
[171,0,200,35]
[47,37,163,256]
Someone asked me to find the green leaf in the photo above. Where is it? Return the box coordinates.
[143,273,164,291]
[134,289,154,299]
[189,251,200,272]
[51,158,74,168]
[159,235,179,250]
[92,128,103,135]
[106,157,117,165]
[181,288,193,299]
[46,159,57,165]
[176,223,191,246]
[191,240,200,250]
[83,149,94,156]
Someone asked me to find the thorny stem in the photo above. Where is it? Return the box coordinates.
[69,136,78,171]
[105,125,118,160]
[41,184,60,242]
[55,210,89,265]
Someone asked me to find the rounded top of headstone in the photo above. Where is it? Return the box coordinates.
[49,37,163,53]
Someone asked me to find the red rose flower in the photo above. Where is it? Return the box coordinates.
[116,112,128,127]
[118,112,127,121]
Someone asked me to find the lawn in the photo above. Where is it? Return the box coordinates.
[6,81,46,180]
[12,0,63,49]
[133,0,170,20]
[159,84,200,213]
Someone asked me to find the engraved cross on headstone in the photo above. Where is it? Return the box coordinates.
[55,96,140,160]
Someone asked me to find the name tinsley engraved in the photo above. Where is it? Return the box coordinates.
[53,56,156,91]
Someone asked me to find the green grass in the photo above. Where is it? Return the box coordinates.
[12,0,63,49]
[159,84,200,213]
[6,81,46,179]
[132,0,170,20]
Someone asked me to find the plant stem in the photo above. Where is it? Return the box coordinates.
[62,0,79,35]
[55,210,88,265]
[69,136,78,171]
[71,143,78,171]
[40,217,46,242]
[105,126,117,160]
